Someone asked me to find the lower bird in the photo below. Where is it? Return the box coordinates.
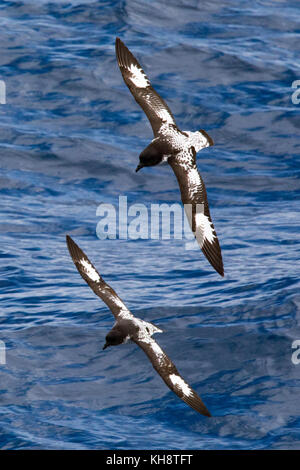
[115,37,224,277]
[66,235,211,417]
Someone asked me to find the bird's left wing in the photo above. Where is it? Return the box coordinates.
[134,336,211,417]
[66,235,132,320]
[116,37,177,137]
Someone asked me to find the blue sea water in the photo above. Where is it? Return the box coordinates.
[0,0,299,450]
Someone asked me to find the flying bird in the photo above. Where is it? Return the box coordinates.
[66,235,211,417]
[115,37,224,277]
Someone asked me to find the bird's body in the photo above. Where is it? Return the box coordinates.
[66,235,211,417]
[115,38,224,276]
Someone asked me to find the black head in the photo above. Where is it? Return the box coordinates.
[103,329,125,350]
[136,143,163,172]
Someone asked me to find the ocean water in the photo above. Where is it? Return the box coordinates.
[0,0,299,450]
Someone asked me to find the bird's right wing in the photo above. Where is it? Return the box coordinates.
[116,37,177,137]
[66,235,132,320]
[169,147,224,277]
[134,336,211,417]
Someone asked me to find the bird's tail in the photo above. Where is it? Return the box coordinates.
[199,129,214,147]
[143,320,163,336]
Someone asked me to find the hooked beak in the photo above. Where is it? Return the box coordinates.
[135,164,143,173]
[102,343,109,350]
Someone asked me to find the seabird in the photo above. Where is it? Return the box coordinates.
[66,235,211,417]
[115,37,224,277]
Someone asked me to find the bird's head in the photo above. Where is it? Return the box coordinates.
[103,329,124,350]
[136,144,162,172]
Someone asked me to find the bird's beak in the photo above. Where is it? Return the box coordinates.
[102,343,108,350]
[135,164,143,173]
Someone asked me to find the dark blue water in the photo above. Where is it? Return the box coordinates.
[0,0,300,450]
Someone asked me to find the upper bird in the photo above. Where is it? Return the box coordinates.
[66,235,211,417]
[115,38,224,277]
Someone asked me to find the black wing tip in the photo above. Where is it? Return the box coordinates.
[201,239,224,277]
[66,234,76,254]
[185,394,212,417]
[115,37,128,69]
[66,233,77,251]
[211,261,224,278]
[115,37,121,59]
[66,234,85,265]
[202,406,212,418]
[213,258,224,277]
[115,36,128,58]
[202,252,224,277]
[199,408,212,417]
[217,265,224,277]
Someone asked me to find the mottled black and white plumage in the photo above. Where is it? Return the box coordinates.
[116,37,224,277]
[66,235,211,417]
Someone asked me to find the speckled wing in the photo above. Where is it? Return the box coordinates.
[169,147,224,277]
[115,37,177,136]
[66,235,132,319]
[134,336,211,417]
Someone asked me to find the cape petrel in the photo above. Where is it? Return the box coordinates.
[66,235,211,417]
[116,37,224,277]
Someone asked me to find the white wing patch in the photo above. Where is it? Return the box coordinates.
[79,258,100,282]
[169,374,193,397]
[149,340,166,366]
[129,63,150,88]
[186,167,201,197]
[101,288,133,319]
[195,212,216,245]
[118,309,133,320]
[156,109,175,125]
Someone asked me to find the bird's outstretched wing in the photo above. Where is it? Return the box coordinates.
[169,147,224,276]
[115,37,177,136]
[66,235,132,319]
[134,336,211,417]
